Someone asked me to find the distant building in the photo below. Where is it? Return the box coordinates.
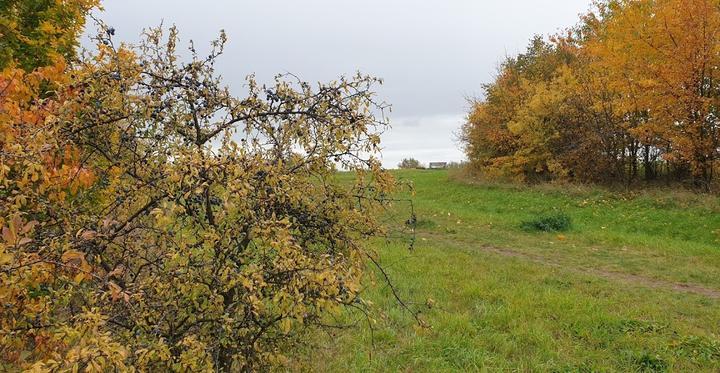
[428,162,448,169]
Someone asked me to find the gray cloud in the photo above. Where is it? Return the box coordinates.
[381,114,466,167]
[91,0,590,167]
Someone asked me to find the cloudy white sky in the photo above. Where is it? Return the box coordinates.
[92,0,590,168]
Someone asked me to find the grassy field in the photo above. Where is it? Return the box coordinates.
[298,169,720,372]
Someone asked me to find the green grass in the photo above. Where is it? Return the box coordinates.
[297,170,720,372]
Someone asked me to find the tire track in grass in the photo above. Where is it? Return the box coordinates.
[422,232,720,299]
[478,244,720,299]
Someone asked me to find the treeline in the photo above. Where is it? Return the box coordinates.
[462,0,720,188]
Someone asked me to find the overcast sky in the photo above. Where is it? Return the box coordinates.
[91,0,590,167]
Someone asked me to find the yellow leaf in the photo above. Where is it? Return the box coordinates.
[62,250,85,263]
[38,21,57,35]
[74,272,86,284]
[279,318,291,334]
[0,250,12,265]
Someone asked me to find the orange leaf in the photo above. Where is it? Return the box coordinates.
[61,250,85,263]
[1,226,16,244]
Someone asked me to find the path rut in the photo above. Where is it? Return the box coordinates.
[475,243,720,299]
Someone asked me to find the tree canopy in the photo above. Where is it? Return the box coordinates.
[398,158,423,169]
[0,0,100,70]
[462,0,720,188]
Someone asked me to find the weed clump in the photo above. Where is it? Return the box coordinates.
[521,213,572,232]
[628,351,668,372]
[414,218,438,230]
[673,335,720,362]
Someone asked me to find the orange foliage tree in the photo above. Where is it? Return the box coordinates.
[462,0,720,188]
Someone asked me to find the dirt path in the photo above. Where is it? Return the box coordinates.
[475,244,720,299]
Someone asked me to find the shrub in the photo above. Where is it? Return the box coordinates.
[398,158,424,169]
[1,22,394,371]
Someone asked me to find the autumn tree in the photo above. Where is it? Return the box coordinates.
[462,37,580,181]
[1,20,397,372]
[1,1,117,368]
[398,158,423,169]
[0,0,100,70]
[463,0,720,188]
[595,0,720,186]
